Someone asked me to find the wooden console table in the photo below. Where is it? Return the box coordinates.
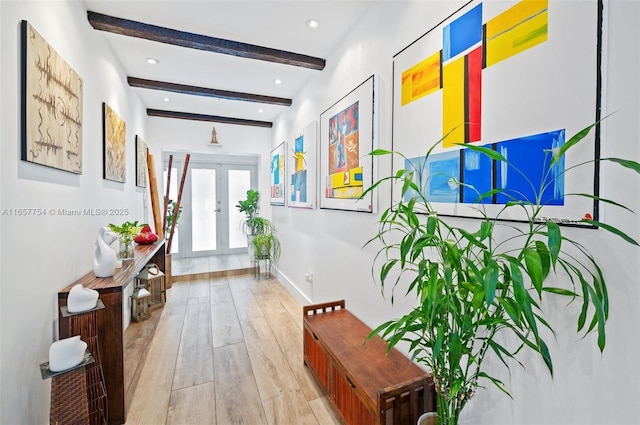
[58,241,166,425]
[303,300,436,425]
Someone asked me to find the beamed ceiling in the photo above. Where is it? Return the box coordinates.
[82,1,379,129]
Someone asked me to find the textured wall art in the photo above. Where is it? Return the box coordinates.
[393,0,602,224]
[288,121,317,209]
[270,142,286,205]
[102,103,126,183]
[320,75,377,212]
[20,20,83,174]
[135,135,147,188]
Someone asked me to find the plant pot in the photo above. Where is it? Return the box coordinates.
[417,412,437,425]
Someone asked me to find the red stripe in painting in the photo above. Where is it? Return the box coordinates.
[468,46,482,142]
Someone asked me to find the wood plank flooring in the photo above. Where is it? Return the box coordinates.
[124,274,342,425]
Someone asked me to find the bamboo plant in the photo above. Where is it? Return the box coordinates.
[362,123,640,425]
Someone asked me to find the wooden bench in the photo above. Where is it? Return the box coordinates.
[303,300,436,425]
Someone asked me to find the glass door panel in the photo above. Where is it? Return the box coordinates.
[228,169,251,249]
[191,168,217,252]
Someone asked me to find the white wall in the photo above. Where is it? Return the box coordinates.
[0,1,147,423]
[272,1,640,424]
[145,117,273,219]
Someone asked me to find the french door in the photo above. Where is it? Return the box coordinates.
[164,154,257,259]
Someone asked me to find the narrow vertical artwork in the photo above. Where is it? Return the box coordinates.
[135,136,147,188]
[320,75,377,213]
[21,20,83,174]
[393,0,601,224]
[289,121,317,209]
[102,103,126,183]
[270,142,286,205]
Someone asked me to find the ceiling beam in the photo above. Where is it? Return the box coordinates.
[88,11,326,71]
[147,109,273,128]
[128,77,292,106]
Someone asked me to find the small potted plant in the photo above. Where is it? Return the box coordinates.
[236,189,260,235]
[108,221,143,260]
[251,227,281,261]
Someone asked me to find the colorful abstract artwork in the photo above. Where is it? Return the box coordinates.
[270,142,286,205]
[135,135,147,188]
[393,0,602,224]
[289,121,317,209]
[21,21,83,174]
[103,103,126,183]
[320,75,377,212]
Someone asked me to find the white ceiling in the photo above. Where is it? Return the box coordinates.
[82,0,379,124]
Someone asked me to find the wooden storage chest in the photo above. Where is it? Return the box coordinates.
[303,300,436,425]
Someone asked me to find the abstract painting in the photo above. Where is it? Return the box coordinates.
[320,75,377,212]
[288,121,317,209]
[20,21,83,174]
[103,103,126,183]
[393,0,602,224]
[270,142,286,205]
[135,135,147,188]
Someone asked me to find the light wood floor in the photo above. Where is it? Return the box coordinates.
[123,273,343,425]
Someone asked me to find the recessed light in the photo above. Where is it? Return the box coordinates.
[147,58,159,65]
[258,109,264,113]
[306,19,319,29]
[274,78,282,85]
[163,97,170,102]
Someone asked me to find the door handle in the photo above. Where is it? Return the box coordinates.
[214,208,221,213]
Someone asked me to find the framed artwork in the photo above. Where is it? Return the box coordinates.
[135,135,147,188]
[320,75,377,212]
[288,121,317,209]
[102,103,126,183]
[392,0,603,225]
[270,142,286,205]
[20,20,83,174]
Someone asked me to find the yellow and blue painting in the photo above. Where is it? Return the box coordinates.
[393,0,601,223]
[270,142,285,205]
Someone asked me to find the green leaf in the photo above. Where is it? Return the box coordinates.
[586,284,607,352]
[534,240,551,280]
[426,214,438,236]
[552,122,598,164]
[369,148,393,156]
[484,260,499,307]
[479,220,494,241]
[546,221,561,268]
[478,372,513,399]
[538,338,553,376]
[565,192,635,214]
[582,219,639,246]
[459,227,488,250]
[524,248,544,297]
[606,157,640,174]
[542,287,578,297]
[460,143,507,162]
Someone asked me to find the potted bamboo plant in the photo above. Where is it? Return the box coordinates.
[363,123,640,425]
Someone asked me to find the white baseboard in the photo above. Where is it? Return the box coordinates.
[273,267,311,305]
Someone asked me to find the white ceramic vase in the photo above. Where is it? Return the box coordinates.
[67,284,99,313]
[93,226,118,278]
[48,336,87,373]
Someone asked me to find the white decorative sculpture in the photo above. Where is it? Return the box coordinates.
[67,284,99,313]
[93,226,118,278]
[48,336,87,373]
